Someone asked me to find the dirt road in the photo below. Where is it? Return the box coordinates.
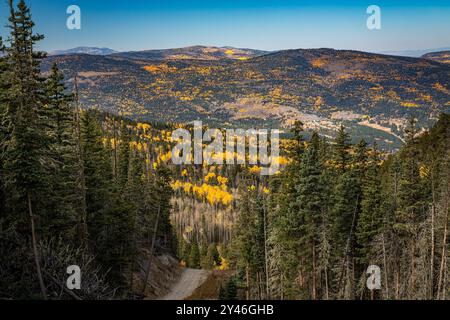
[159,268,210,300]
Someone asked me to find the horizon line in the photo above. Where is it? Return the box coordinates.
[46,44,450,55]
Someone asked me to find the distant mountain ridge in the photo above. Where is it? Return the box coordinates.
[49,47,118,56]
[110,45,269,61]
[50,45,450,59]
[379,47,450,58]
[49,45,267,60]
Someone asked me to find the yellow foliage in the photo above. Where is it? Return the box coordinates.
[420,94,432,102]
[420,165,430,178]
[216,257,229,271]
[400,102,419,108]
[217,176,228,185]
[204,172,216,183]
[249,166,261,174]
[311,58,326,68]
[158,151,172,162]
[270,87,283,99]
[110,138,117,149]
[183,182,193,193]
[172,180,233,206]
[180,96,194,101]
[143,64,177,73]
[272,156,289,166]
[137,123,151,133]
[314,96,324,110]
[143,65,160,73]
[433,82,448,93]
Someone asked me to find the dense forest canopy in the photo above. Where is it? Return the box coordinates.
[0,0,448,300]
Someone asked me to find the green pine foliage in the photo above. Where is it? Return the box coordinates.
[205,243,221,268]
[189,238,201,268]
[0,0,448,301]
[0,1,176,299]
[42,63,78,239]
[234,116,449,300]
[355,146,384,266]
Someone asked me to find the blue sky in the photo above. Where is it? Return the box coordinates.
[1,0,450,52]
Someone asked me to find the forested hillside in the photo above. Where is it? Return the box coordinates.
[230,116,449,299]
[423,51,450,64]
[43,45,450,149]
[0,1,176,299]
[0,0,448,300]
[169,116,449,300]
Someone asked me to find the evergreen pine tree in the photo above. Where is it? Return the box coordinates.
[118,122,131,188]
[333,125,351,172]
[205,243,220,268]
[80,110,115,274]
[0,37,8,220]
[81,111,136,291]
[218,285,227,300]
[2,0,49,299]
[355,145,384,266]
[296,132,326,299]
[395,118,423,235]
[81,109,112,221]
[224,278,238,300]
[189,237,201,268]
[43,63,78,239]
[330,125,360,298]
[150,164,176,251]
[264,121,305,299]
[331,125,357,251]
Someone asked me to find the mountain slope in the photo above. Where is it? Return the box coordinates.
[42,47,450,149]
[422,51,450,64]
[111,45,268,61]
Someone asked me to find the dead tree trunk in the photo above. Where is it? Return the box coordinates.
[382,233,390,299]
[430,202,435,299]
[141,203,161,296]
[263,202,269,299]
[73,76,88,246]
[312,241,317,300]
[437,177,449,300]
[28,192,47,300]
[246,265,250,300]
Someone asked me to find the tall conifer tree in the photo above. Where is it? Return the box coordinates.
[296,132,325,299]
[3,0,49,299]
